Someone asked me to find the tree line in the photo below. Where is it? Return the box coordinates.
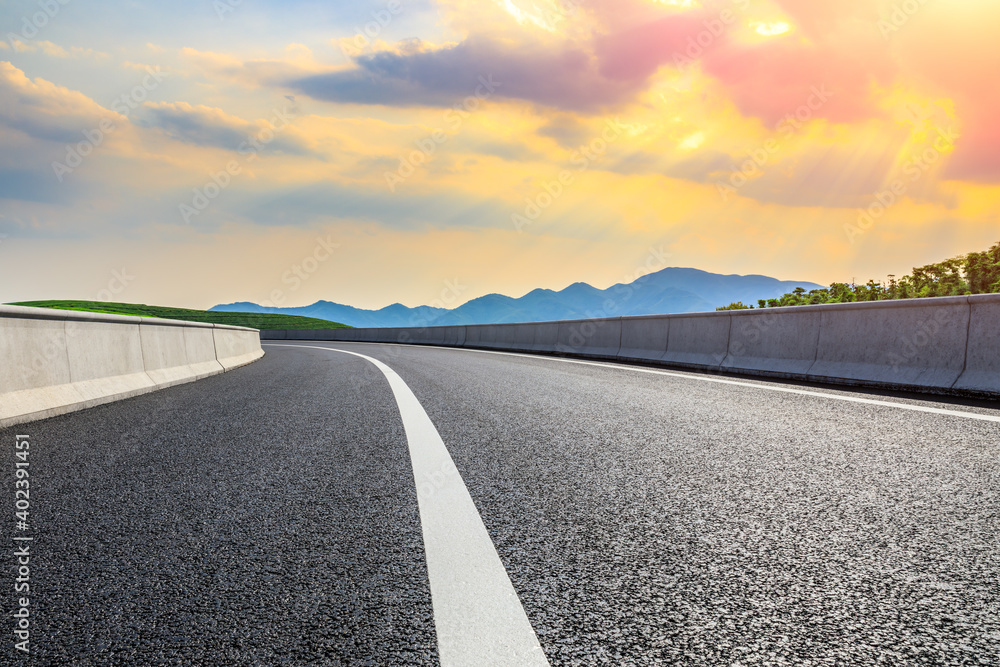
[718,240,1000,311]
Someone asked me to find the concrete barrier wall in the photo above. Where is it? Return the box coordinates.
[464,324,493,348]
[662,312,731,371]
[1,306,264,428]
[724,307,822,378]
[808,297,970,391]
[213,325,265,371]
[442,326,467,347]
[555,317,621,360]
[527,322,560,352]
[184,325,227,380]
[955,295,1000,394]
[481,323,533,352]
[618,315,671,364]
[1,312,82,426]
[258,294,1000,398]
[140,322,192,387]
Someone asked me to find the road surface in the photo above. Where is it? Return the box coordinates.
[2,341,999,665]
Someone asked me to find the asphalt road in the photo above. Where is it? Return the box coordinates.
[2,341,999,665]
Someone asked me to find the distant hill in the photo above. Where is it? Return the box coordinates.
[211,267,822,328]
[8,301,351,330]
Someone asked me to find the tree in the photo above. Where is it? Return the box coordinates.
[748,240,1000,310]
[829,282,854,303]
[911,256,968,297]
[966,241,1000,294]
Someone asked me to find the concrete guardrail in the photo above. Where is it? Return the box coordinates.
[261,294,1000,399]
[1,305,264,428]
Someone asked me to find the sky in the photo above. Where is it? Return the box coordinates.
[0,0,998,310]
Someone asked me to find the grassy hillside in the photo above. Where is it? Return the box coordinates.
[7,301,352,330]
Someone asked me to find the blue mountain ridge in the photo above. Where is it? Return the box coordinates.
[211,266,822,328]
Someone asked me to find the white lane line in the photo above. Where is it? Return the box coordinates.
[272,341,1000,425]
[266,344,549,667]
[456,349,1000,423]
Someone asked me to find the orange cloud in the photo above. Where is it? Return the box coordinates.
[0,62,124,143]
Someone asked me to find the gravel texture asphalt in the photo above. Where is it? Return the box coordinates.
[3,341,999,665]
[1,346,437,665]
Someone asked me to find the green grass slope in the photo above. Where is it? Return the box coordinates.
[7,300,352,330]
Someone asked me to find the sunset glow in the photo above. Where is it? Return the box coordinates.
[752,21,791,36]
[0,0,998,310]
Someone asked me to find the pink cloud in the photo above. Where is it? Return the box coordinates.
[944,111,1000,182]
[701,36,893,126]
[591,2,893,127]
[594,12,718,82]
[769,0,874,36]
[894,5,1000,182]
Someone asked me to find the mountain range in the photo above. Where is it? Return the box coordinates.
[211,267,822,328]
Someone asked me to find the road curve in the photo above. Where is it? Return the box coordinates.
[2,341,998,665]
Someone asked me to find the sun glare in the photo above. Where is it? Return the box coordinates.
[500,0,562,32]
[751,21,791,36]
[678,131,706,150]
[653,0,699,7]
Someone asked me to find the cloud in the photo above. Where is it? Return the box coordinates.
[537,115,592,149]
[944,112,1000,183]
[287,2,891,128]
[609,149,735,184]
[0,61,123,143]
[290,37,635,111]
[231,179,514,231]
[734,143,903,209]
[470,140,543,162]
[0,165,79,204]
[122,60,173,73]
[4,40,109,60]
[701,35,893,126]
[892,2,1000,183]
[593,2,892,126]
[180,47,319,88]
[770,0,874,36]
[593,11,719,83]
[137,101,317,156]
